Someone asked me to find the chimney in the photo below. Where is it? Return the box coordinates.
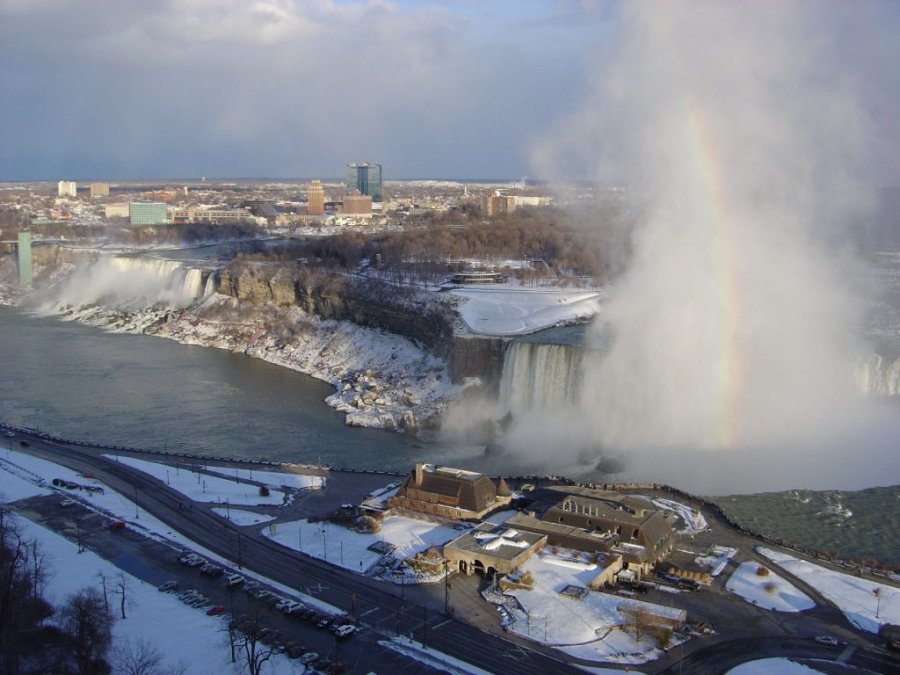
[414,463,424,486]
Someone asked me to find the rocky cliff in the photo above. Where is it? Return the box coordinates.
[217,261,506,385]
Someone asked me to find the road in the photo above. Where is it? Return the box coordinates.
[5,428,583,675]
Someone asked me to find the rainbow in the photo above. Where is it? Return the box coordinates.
[684,103,742,448]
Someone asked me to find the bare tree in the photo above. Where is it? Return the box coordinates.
[114,638,186,675]
[114,574,131,620]
[229,612,281,675]
[59,587,114,674]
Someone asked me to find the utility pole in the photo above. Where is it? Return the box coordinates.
[134,486,139,519]
[423,606,427,647]
[237,532,242,569]
[444,559,450,615]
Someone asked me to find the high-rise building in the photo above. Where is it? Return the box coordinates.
[129,201,168,225]
[57,180,77,197]
[346,163,382,202]
[17,232,32,286]
[307,180,325,215]
[90,182,110,198]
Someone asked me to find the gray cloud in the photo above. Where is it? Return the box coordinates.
[0,0,601,180]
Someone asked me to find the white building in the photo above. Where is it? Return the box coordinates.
[58,180,77,198]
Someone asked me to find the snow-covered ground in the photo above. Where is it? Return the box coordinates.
[726,658,825,674]
[104,455,287,506]
[759,547,900,633]
[211,507,276,526]
[204,465,324,491]
[1,445,482,672]
[4,511,304,674]
[153,295,456,433]
[451,287,602,336]
[262,515,459,580]
[502,549,682,664]
[725,562,815,612]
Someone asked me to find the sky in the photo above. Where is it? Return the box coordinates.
[0,0,613,181]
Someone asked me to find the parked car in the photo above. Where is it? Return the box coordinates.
[206,605,226,616]
[60,498,76,507]
[225,574,245,588]
[317,616,333,629]
[333,624,356,638]
[158,581,178,592]
[814,635,840,646]
[107,520,126,531]
[300,652,319,665]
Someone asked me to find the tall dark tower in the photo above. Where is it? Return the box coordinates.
[345,163,382,202]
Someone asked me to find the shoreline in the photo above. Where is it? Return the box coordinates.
[1,287,459,435]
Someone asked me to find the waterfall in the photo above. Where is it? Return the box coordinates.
[857,353,900,395]
[49,256,208,310]
[499,341,585,413]
[202,270,218,298]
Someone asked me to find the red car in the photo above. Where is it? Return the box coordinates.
[107,520,126,531]
[206,605,226,616]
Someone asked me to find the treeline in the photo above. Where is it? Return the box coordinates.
[245,207,630,283]
[115,222,263,246]
[0,509,182,675]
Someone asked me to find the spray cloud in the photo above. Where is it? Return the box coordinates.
[522,1,900,492]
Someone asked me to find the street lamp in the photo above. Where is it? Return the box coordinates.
[133,486,139,519]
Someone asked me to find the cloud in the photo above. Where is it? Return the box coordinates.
[0,0,599,179]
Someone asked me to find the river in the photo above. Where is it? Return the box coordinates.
[0,306,426,469]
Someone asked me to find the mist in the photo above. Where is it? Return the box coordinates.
[513,1,900,493]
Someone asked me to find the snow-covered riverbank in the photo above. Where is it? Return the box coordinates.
[24,285,457,433]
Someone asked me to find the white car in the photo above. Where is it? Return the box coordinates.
[814,635,839,646]
[333,624,356,638]
[300,652,319,665]
[225,574,245,587]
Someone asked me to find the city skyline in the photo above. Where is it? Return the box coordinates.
[0,1,613,182]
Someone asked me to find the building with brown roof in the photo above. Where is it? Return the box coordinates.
[504,486,674,577]
[386,463,512,521]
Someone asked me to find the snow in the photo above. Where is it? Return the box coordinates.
[451,287,602,336]
[204,465,324,491]
[725,562,815,612]
[726,658,825,674]
[502,549,680,664]
[759,547,900,633]
[103,454,287,506]
[379,636,492,675]
[650,498,709,534]
[262,516,459,579]
[7,512,302,675]
[211,507,276,526]
[0,445,52,502]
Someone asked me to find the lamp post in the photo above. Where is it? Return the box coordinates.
[443,559,450,615]
[133,486,139,519]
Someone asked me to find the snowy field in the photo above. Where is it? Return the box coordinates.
[211,507,276,526]
[204,465,324,491]
[451,288,602,336]
[504,549,680,664]
[104,455,287,506]
[725,562,815,612]
[263,516,459,578]
[6,512,305,674]
[759,547,900,633]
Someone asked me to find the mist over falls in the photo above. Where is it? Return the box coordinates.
[43,256,213,311]
[514,1,900,492]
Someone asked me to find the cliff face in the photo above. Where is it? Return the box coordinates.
[217,261,505,385]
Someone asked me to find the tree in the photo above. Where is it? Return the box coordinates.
[229,612,281,675]
[59,587,114,675]
[114,638,186,675]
